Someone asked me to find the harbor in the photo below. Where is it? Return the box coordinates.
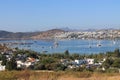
[0,39,120,54]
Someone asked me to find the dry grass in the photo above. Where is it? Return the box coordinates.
[59,76,120,80]
[0,70,120,80]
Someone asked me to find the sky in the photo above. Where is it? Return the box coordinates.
[0,0,120,32]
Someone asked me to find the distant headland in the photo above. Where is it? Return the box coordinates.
[0,29,120,40]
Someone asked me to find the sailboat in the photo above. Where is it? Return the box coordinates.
[113,40,116,44]
[111,33,116,45]
[88,40,92,48]
[97,40,102,47]
[53,36,59,48]
[54,41,59,48]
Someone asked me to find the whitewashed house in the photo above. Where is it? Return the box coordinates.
[16,60,24,68]
[0,61,5,71]
[74,60,86,65]
[86,59,94,65]
[24,61,32,68]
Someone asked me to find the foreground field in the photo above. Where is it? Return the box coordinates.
[59,76,120,80]
[0,70,120,80]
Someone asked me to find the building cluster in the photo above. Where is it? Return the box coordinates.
[55,30,120,40]
[0,45,39,71]
[60,58,106,70]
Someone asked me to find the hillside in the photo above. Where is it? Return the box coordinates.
[0,30,39,39]
[31,29,65,39]
[0,29,65,40]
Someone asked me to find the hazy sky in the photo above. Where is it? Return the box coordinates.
[0,0,120,32]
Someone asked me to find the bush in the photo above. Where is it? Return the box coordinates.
[106,69,119,73]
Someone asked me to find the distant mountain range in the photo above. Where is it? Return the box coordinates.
[0,28,119,40]
[0,29,65,40]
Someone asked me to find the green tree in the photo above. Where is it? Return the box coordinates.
[34,63,46,70]
[72,53,80,59]
[11,57,17,70]
[41,57,55,64]
[1,55,7,66]
[53,63,67,71]
[114,49,120,57]
[0,54,3,60]
[112,59,120,68]
[6,61,12,70]
[64,50,69,56]
[6,57,17,70]
[102,58,113,69]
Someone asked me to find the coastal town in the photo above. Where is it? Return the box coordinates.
[0,29,119,71]
[0,44,105,71]
[55,29,120,40]
[0,29,119,80]
[1,0,120,79]
[0,29,120,40]
[0,42,120,73]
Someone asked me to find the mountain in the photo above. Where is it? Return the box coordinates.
[0,29,65,40]
[0,30,13,38]
[0,31,39,39]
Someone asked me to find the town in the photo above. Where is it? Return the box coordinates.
[0,43,120,73]
[55,29,120,40]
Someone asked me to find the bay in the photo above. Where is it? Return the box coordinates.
[0,39,120,54]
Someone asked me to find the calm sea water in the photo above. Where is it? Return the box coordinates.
[1,39,120,54]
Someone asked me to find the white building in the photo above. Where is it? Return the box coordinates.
[16,60,24,68]
[86,59,94,65]
[24,61,32,68]
[0,61,5,71]
[74,60,86,65]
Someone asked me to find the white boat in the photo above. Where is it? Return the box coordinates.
[113,40,116,44]
[97,40,102,47]
[88,40,92,48]
[54,41,59,48]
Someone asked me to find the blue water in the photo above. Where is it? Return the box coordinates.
[0,39,120,54]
